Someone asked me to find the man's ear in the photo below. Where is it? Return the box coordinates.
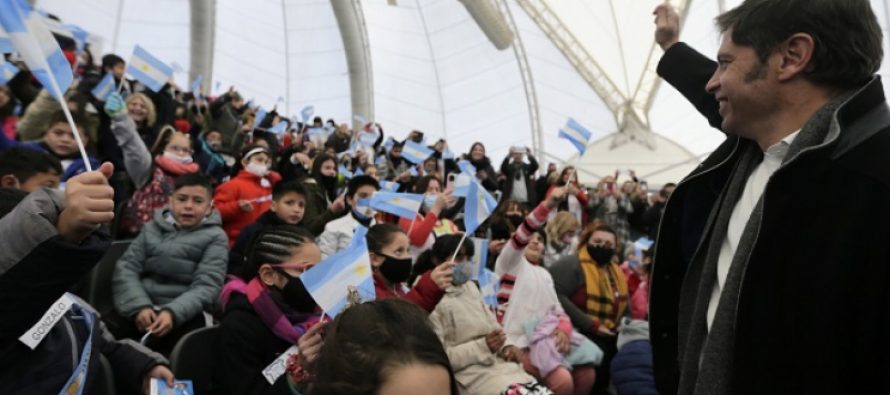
[776,33,816,82]
[1,174,20,189]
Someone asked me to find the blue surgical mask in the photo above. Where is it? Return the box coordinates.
[452,260,474,286]
[423,194,438,210]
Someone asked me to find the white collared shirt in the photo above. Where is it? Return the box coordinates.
[707,130,800,330]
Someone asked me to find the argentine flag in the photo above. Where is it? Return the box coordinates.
[191,74,203,99]
[90,72,115,102]
[478,268,500,309]
[126,45,173,92]
[369,191,423,219]
[267,121,288,135]
[252,108,267,130]
[0,0,73,100]
[383,137,396,153]
[301,105,314,123]
[379,180,400,192]
[452,161,477,198]
[339,164,353,179]
[300,226,375,318]
[401,140,433,165]
[470,237,490,281]
[559,117,593,155]
[464,178,497,235]
[0,61,19,85]
[0,24,12,53]
[64,24,88,55]
[353,113,367,125]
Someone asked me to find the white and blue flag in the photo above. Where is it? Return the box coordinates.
[252,108,267,130]
[558,118,592,155]
[90,72,115,102]
[125,45,173,92]
[369,192,424,219]
[170,61,184,74]
[470,237,490,280]
[301,105,314,123]
[190,74,203,98]
[267,121,288,135]
[0,0,73,100]
[0,24,12,53]
[353,113,367,125]
[339,164,353,179]
[379,180,400,192]
[463,178,497,235]
[64,23,88,54]
[478,268,500,309]
[383,137,396,153]
[0,61,19,85]
[375,155,386,167]
[401,140,433,165]
[300,226,375,318]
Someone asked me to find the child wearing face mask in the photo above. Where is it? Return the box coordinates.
[399,175,458,258]
[110,173,228,355]
[317,175,379,259]
[106,91,203,236]
[216,226,324,395]
[300,153,346,237]
[427,234,552,395]
[366,223,453,312]
[214,145,283,246]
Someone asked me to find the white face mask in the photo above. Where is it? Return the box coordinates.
[353,200,376,219]
[164,150,193,164]
[245,162,269,177]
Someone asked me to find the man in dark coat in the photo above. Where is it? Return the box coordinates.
[499,146,539,207]
[649,1,890,395]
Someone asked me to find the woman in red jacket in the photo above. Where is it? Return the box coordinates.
[398,175,458,256]
[365,223,453,312]
[214,145,282,246]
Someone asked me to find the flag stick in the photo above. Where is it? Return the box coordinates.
[46,72,92,172]
[448,231,469,265]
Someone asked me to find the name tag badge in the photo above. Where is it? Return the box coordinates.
[19,293,76,350]
[262,345,299,385]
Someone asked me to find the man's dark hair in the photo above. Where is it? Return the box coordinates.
[346,175,380,199]
[0,147,63,182]
[173,172,213,195]
[716,0,882,89]
[0,188,28,219]
[101,54,124,71]
[272,180,307,200]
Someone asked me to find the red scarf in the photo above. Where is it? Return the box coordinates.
[155,155,200,175]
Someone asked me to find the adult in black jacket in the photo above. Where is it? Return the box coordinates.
[462,142,499,192]
[499,146,539,206]
[650,2,890,395]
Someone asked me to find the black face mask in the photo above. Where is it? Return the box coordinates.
[378,253,412,284]
[277,270,317,313]
[507,215,523,228]
[587,245,615,266]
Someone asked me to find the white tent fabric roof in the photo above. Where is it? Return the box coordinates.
[35,0,890,185]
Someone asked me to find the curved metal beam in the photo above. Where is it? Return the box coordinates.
[497,0,544,159]
[189,0,214,94]
[331,0,374,130]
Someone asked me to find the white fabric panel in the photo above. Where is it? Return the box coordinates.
[38,0,191,88]
[282,0,350,123]
[504,0,617,165]
[214,0,287,112]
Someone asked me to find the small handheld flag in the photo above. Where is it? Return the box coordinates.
[558,118,592,155]
[125,45,173,92]
[190,74,203,99]
[267,121,288,135]
[401,140,434,164]
[301,105,314,123]
[90,72,115,102]
[300,226,375,318]
[369,191,424,219]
